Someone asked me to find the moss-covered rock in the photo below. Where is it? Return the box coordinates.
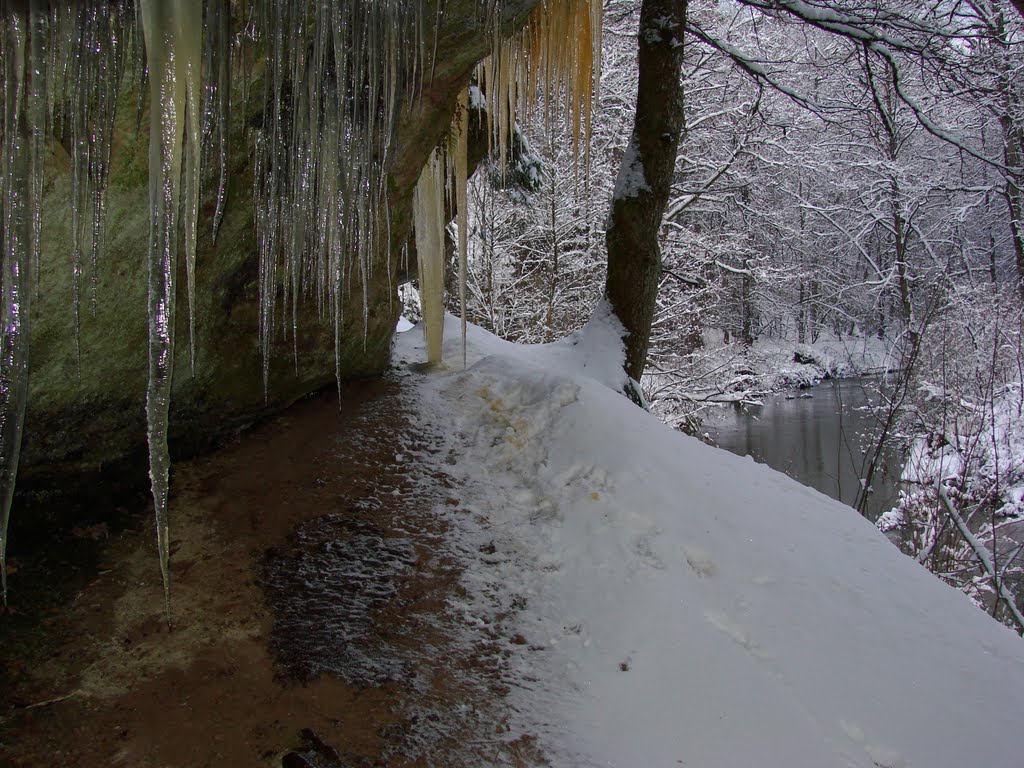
[17,0,541,496]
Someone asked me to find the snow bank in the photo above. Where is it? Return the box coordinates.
[398,315,1024,768]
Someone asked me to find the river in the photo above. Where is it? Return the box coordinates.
[702,378,904,521]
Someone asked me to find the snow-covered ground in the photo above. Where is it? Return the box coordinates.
[394,312,1024,768]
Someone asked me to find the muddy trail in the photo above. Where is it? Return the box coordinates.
[0,373,541,768]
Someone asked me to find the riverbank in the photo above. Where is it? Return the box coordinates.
[702,377,905,521]
[645,330,897,431]
[657,329,1024,634]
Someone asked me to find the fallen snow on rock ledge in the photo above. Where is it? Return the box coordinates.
[395,313,1024,768]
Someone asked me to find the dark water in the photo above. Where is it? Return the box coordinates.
[703,379,904,521]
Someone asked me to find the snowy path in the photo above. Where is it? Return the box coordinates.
[397,313,1024,768]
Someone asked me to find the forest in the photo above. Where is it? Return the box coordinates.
[437,0,1024,632]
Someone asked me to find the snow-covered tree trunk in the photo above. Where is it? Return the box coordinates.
[605,0,688,382]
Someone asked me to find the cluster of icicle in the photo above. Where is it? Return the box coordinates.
[414,0,603,367]
[0,0,431,615]
[1,1,142,607]
[0,0,602,615]
[251,0,432,392]
[479,0,602,176]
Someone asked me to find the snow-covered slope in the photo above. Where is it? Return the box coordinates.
[395,314,1024,768]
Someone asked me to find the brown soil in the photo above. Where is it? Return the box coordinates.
[0,376,541,768]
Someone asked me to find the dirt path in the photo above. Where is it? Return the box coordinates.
[1,375,541,768]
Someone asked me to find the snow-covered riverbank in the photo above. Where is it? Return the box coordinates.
[644,330,897,431]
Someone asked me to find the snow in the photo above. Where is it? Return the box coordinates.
[394,313,1024,768]
[611,134,650,200]
[899,382,1024,518]
[901,437,964,484]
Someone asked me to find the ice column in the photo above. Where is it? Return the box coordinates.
[413,149,445,364]
[139,0,203,615]
[0,8,33,606]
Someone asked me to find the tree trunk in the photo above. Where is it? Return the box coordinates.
[809,278,819,342]
[797,280,806,345]
[741,261,754,348]
[604,0,688,382]
[1003,122,1024,303]
[891,176,918,348]
[546,156,560,337]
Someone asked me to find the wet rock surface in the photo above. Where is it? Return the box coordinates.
[262,516,418,686]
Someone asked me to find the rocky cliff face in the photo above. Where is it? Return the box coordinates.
[17,0,540,494]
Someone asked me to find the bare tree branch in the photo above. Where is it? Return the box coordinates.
[937,481,1024,635]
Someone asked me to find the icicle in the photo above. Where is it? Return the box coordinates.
[60,2,131,326]
[182,16,202,376]
[413,149,445,364]
[0,6,33,607]
[251,0,429,389]
[202,0,231,243]
[138,0,204,618]
[253,0,283,392]
[454,87,469,368]
[476,0,603,176]
[586,0,602,176]
[26,3,46,305]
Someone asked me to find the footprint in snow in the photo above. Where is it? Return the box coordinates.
[684,545,715,578]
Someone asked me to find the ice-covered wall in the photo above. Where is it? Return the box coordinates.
[0,0,602,606]
[0,0,541,600]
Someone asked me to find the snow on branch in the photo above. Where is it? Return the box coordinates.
[715,259,753,276]
[683,23,830,115]
[865,42,1013,172]
[937,481,1024,635]
[736,0,977,53]
[690,0,1015,171]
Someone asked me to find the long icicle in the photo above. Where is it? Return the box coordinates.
[180,2,203,374]
[0,6,33,607]
[413,148,445,364]
[202,0,231,243]
[138,0,203,619]
[26,1,46,307]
